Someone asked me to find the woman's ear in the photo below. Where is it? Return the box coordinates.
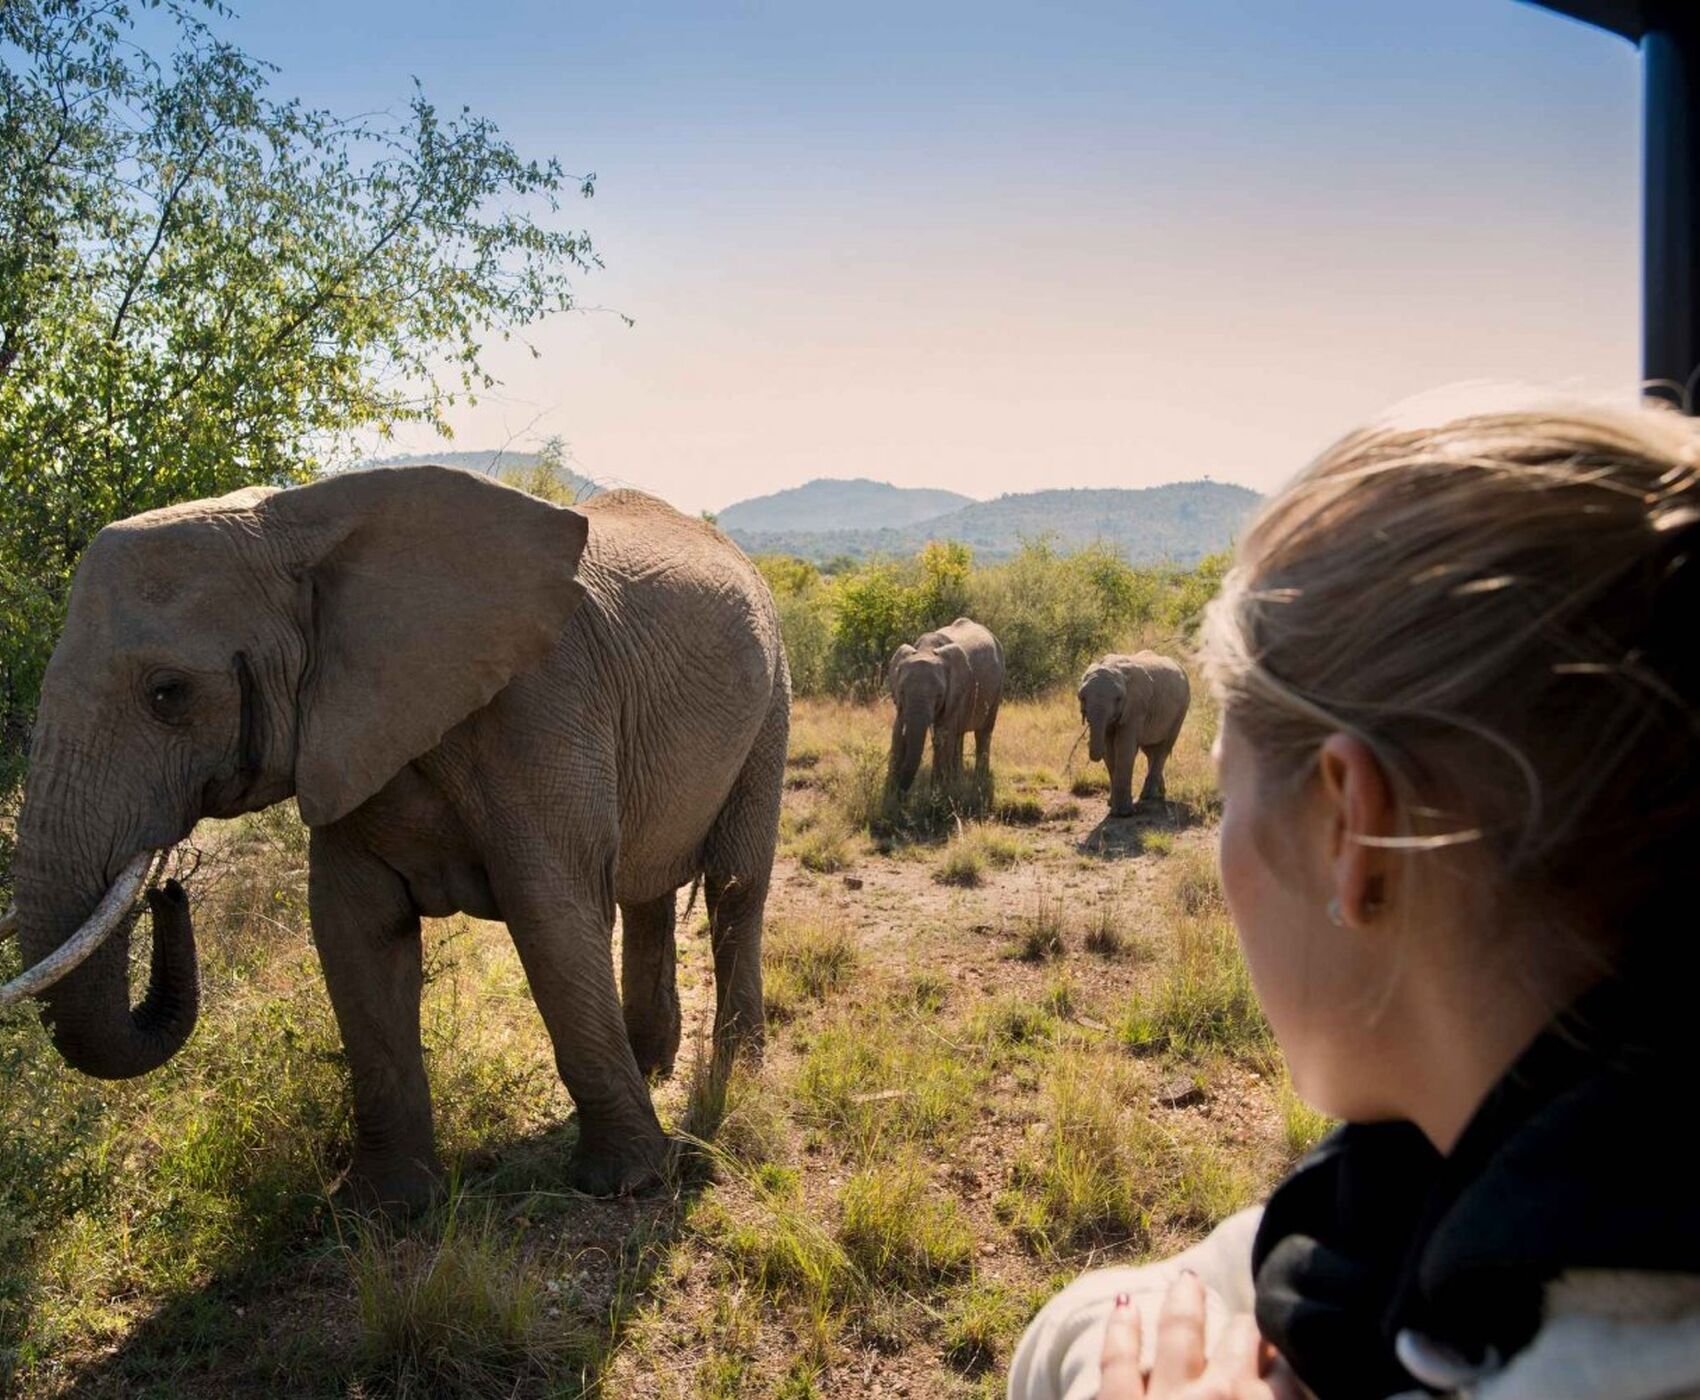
[260,466,590,827]
[1317,733,1397,928]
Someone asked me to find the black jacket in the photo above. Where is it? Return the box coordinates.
[1252,955,1700,1398]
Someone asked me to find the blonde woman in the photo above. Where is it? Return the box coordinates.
[1010,404,1700,1400]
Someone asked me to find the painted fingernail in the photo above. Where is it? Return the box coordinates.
[1113,1292,1131,1309]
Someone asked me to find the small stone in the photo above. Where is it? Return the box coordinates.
[1158,1075,1206,1108]
[843,875,864,890]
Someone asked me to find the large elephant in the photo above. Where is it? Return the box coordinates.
[886,617,1004,792]
[2,467,789,1205]
[1077,651,1190,819]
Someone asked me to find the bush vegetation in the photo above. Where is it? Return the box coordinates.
[756,541,1228,700]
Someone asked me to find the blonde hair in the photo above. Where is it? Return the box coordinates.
[1200,402,1700,937]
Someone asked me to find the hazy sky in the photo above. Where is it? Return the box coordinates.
[229,1,1640,515]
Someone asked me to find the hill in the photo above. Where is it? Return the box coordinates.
[717,478,974,533]
[362,449,601,501]
[725,480,1258,565]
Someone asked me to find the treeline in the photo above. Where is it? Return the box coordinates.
[755,540,1228,699]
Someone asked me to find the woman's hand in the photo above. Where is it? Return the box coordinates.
[1098,1271,1305,1400]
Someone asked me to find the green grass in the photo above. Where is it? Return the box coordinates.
[993,795,1046,826]
[889,970,951,1015]
[794,1014,981,1162]
[763,918,859,1025]
[1280,1077,1334,1164]
[1010,889,1067,961]
[349,1191,598,1397]
[1082,891,1129,956]
[941,1280,1028,1376]
[996,1052,1165,1255]
[1117,849,1268,1061]
[934,824,1028,887]
[837,1159,973,1290]
[967,997,1057,1057]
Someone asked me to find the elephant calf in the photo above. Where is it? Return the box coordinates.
[887,617,1005,791]
[7,467,789,1206]
[1077,651,1190,818]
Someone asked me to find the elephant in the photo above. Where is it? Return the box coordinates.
[3,466,789,1207]
[1077,651,1190,819]
[886,617,1004,792]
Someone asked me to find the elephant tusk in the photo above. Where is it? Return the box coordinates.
[0,852,154,1010]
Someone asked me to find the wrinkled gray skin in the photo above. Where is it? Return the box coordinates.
[887,617,1004,792]
[12,467,788,1207]
[1077,651,1190,819]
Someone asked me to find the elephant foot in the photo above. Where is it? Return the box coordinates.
[332,1155,444,1218]
[631,1038,679,1082]
[627,1011,682,1081]
[568,1119,671,1197]
[1108,804,1137,820]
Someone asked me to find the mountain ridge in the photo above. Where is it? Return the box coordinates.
[716,477,975,533]
[721,478,1258,565]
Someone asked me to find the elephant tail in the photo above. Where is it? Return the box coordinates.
[683,873,704,923]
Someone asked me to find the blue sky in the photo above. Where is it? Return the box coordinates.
[229,1,1640,513]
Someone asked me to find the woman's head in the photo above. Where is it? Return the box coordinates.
[1201,404,1700,1133]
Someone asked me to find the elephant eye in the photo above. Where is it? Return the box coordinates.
[146,675,194,723]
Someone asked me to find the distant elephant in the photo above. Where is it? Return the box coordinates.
[3,467,789,1206]
[887,617,1004,792]
[1077,652,1190,818]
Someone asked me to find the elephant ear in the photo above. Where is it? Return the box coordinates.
[261,466,590,827]
[934,642,972,692]
[888,643,917,693]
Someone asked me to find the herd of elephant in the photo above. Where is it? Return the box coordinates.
[887,615,1191,817]
[0,467,1190,1207]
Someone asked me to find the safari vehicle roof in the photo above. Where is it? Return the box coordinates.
[1523,1,1699,404]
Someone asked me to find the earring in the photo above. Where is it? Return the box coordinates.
[1326,896,1346,927]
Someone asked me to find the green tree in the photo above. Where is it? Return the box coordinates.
[501,435,593,506]
[0,0,600,793]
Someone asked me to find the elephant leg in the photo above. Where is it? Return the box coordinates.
[975,705,998,776]
[620,892,681,1080]
[932,725,962,785]
[498,846,668,1197]
[1108,726,1137,818]
[308,828,442,1212]
[704,679,787,1062]
[1140,739,1176,804]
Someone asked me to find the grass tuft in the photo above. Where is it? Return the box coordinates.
[935,824,1027,887]
[1010,888,1067,962]
[349,1193,597,1397]
[838,1158,973,1290]
[1118,850,1267,1060]
[764,918,859,1025]
[942,1280,1028,1376]
[794,1013,980,1161]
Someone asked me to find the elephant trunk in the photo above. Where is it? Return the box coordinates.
[10,757,198,1079]
[1087,716,1108,764]
[891,707,929,793]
